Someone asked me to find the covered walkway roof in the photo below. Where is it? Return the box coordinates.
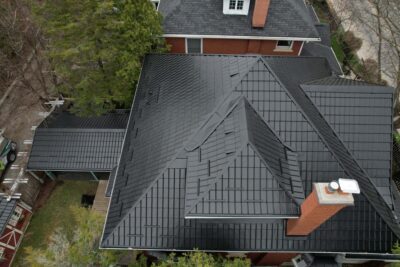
[27,109,129,172]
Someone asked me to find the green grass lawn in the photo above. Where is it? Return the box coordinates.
[331,34,346,65]
[13,180,98,266]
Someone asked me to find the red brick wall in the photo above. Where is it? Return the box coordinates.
[287,189,346,236]
[250,253,298,266]
[166,37,186,53]
[166,37,303,56]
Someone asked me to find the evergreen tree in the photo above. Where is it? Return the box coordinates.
[33,0,166,116]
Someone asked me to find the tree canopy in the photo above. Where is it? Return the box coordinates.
[24,206,120,266]
[33,0,166,116]
[23,205,250,267]
[150,251,251,267]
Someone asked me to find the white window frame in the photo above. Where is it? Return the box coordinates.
[275,40,294,51]
[223,0,250,15]
[185,38,203,54]
[151,0,160,10]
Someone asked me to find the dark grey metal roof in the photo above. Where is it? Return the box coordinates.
[302,77,394,206]
[102,54,399,253]
[184,97,303,218]
[300,21,343,75]
[39,109,129,129]
[0,199,16,235]
[301,43,342,75]
[159,0,319,39]
[27,110,129,172]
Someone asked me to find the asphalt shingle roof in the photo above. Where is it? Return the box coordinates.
[27,110,129,172]
[102,54,399,253]
[159,0,319,39]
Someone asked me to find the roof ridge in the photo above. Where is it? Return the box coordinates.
[244,99,303,205]
[303,76,389,87]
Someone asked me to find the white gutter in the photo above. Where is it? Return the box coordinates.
[163,34,321,42]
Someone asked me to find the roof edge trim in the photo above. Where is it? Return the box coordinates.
[163,34,321,42]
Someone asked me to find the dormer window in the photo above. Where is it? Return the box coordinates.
[223,0,250,15]
[229,0,244,10]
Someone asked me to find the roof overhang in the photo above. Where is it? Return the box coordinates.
[163,34,321,42]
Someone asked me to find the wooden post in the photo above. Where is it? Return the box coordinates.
[90,171,99,181]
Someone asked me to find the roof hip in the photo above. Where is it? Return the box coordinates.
[262,57,400,238]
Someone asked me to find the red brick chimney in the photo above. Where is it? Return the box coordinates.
[252,0,271,28]
[287,182,356,236]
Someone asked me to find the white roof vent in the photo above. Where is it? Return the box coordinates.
[338,178,361,194]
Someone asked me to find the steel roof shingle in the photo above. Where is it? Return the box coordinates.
[27,110,129,172]
[102,54,400,253]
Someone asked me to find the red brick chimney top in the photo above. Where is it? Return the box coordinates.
[252,0,271,28]
[286,183,355,236]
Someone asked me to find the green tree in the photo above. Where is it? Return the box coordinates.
[24,206,121,266]
[392,242,400,266]
[33,0,166,116]
[149,251,251,267]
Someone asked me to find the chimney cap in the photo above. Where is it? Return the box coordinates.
[338,178,360,194]
[314,183,354,205]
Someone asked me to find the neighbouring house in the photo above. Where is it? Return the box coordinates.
[0,199,32,267]
[155,0,321,56]
[101,54,400,266]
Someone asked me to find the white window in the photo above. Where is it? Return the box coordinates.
[223,0,250,15]
[151,0,160,10]
[9,206,23,227]
[275,40,294,51]
[229,0,244,10]
[186,38,203,54]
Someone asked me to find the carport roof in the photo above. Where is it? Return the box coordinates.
[27,110,129,172]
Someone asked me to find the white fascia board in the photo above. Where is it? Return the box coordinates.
[163,34,321,42]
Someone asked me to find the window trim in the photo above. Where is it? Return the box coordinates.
[223,0,250,15]
[151,0,160,10]
[275,40,294,51]
[185,38,203,54]
[229,0,244,10]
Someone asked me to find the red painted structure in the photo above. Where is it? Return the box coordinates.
[0,202,32,267]
[165,37,303,56]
